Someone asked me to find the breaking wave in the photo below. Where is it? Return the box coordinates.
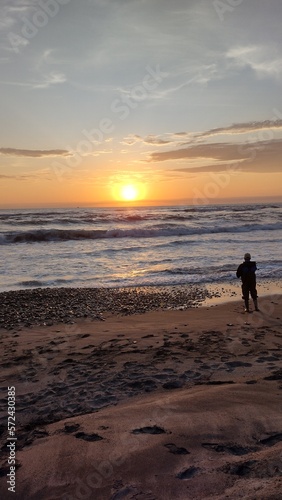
[1,222,282,244]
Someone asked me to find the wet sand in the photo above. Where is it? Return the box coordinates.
[0,289,282,499]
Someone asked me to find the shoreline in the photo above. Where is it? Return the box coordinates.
[0,283,209,331]
[1,279,281,331]
[201,279,282,306]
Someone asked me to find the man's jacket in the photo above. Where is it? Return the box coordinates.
[236,261,257,284]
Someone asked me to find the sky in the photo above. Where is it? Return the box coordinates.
[0,0,282,208]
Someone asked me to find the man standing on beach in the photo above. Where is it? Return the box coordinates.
[236,253,259,313]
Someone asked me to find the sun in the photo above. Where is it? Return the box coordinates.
[112,182,146,203]
[120,184,138,201]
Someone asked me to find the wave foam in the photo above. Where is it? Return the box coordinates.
[1,222,282,244]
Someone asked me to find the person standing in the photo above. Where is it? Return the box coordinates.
[236,253,259,313]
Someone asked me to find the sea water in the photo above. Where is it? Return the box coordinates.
[0,203,281,292]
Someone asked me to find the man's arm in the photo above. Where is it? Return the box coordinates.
[236,264,242,278]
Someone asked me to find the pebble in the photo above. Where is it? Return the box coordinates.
[0,285,211,331]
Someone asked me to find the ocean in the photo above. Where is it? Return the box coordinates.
[0,203,281,293]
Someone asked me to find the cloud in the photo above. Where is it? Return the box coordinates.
[0,15,15,31]
[143,135,172,145]
[172,165,240,174]
[0,80,31,87]
[121,135,143,145]
[0,173,38,181]
[148,138,282,174]
[30,72,67,89]
[0,3,32,53]
[0,148,70,157]
[0,72,66,89]
[0,166,55,181]
[122,133,184,148]
[227,45,282,80]
[195,120,282,140]
[124,121,282,158]
[174,132,190,137]
[149,142,250,163]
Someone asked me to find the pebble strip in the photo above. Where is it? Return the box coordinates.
[0,285,211,330]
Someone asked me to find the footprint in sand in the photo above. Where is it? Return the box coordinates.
[176,466,200,479]
[201,442,258,456]
[164,443,190,455]
[64,423,80,433]
[131,426,166,435]
[225,361,252,368]
[75,431,103,442]
[259,433,282,446]
[206,380,234,385]
[162,380,184,390]
[226,460,257,477]
[111,485,155,500]
[264,369,282,380]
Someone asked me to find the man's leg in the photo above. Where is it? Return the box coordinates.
[242,284,250,312]
[250,284,259,311]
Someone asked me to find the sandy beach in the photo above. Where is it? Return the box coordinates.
[0,286,282,499]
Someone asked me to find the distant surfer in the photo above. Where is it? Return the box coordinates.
[236,253,259,313]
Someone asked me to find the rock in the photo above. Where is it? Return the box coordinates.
[0,285,210,330]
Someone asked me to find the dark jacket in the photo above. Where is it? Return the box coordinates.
[236,261,257,284]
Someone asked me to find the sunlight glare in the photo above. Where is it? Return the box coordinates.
[121,184,138,201]
[112,182,146,203]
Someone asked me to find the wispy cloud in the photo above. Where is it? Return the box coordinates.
[149,142,249,163]
[0,173,39,181]
[0,15,15,31]
[142,120,282,150]
[143,135,173,145]
[0,148,71,158]
[0,3,31,53]
[0,71,67,89]
[149,138,282,174]
[227,45,282,79]
[32,72,67,89]
[121,135,143,146]
[122,133,186,148]
[195,120,282,140]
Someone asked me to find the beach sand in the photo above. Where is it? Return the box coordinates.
[0,291,282,499]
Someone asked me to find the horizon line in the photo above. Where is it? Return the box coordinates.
[0,195,282,210]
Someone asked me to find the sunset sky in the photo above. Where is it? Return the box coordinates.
[1,0,282,207]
